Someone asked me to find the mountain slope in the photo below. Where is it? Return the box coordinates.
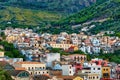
[0,6,62,29]
[54,0,120,34]
[0,0,106,30]
[0,0,97,14]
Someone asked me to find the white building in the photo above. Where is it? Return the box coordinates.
[71,33,79,45]
[91,38,100,47]
[80,46,92,54]
[89,63,102,78]
[13,61,48,75]
[92,46,100,53]
[45,53,60,68]
[62,64,74,76]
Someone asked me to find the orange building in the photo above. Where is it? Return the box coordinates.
[102,66,111,79]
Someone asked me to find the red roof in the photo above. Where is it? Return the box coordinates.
[101,78,115,80]
[69,46,75,49]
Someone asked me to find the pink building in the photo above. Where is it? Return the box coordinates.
[115,65,120,79]
[68,54,86,63]
[91,58,108,66]
[74,63,83,73]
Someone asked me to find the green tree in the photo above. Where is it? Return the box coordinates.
[0,67,13,80]
[0,32,6,39]
[116,32,120,38]
[73,50,84,54]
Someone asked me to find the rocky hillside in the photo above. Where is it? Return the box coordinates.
[0,0,97,14]
[0,6,62,29]
[53,0,120,34]
[0,0,104,29]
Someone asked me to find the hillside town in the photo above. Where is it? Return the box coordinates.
[0,27,120,80]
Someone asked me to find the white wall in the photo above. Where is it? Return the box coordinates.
[62,65,74,76]
[46,53,60,68]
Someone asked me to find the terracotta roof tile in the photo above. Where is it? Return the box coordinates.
[7,70,30,76]
[15,61,44,64]
[57,75,76,79]
[15,67,26,70]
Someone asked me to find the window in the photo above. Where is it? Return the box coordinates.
[43,67,45,69]
[74,57,76,60]
[77,68,80,70]
[103,73,109,78]
[98,68,100,70]
[104,69,105,71]
[69,71,71,74]
[93,68,95,70]
[43,72,44,74]
[89,77,91,79]
[77,64,80,66]
[106,69,108,71]
[40,67,41,69]
[84,57,86,60]
[77,56,79,61]
[32,67,34,70]
[72,65,74,67]
[91,77,92,79]
[31,72,32,75]
[28,67,30,70]
[90,77,92,79]
[97,76,99,79]
[81,57,83,60]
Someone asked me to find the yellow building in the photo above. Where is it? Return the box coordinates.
[68,46,79,52]
[50,43,75,50]
[73,76,83,80]
[0,45,4,50]
[14,61,49,76]
[74,46,79,51]
[0,51,4,57]
[77,70,100,80]
[102,66,111,79]
[6,35,20,43]
[79,73,100,80]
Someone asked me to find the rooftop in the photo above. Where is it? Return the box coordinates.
[15,61,44,64]
[15,67,26,70]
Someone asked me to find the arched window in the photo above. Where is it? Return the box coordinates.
[18,71,30,77]
[35,72,37,75]
[81,57,83,61]
[31,72,32,75]
[89,77,91,79]
[97,76,99,79]
[84,57,86,60]
[77,56,79,61]
[43,67,45,70]
[74,56,76,60]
